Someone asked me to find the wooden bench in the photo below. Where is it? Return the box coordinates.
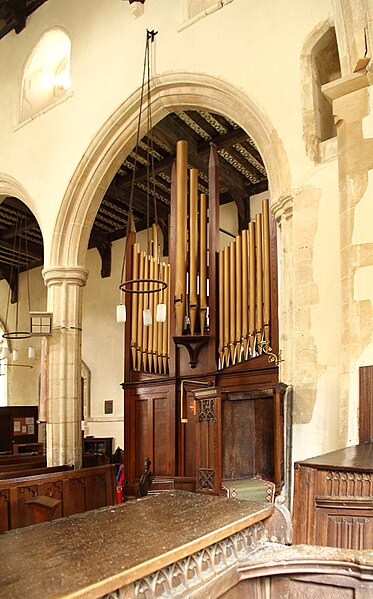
[0,454,46,467]
[0,458,47,474]
[0,465,73,480]
[0,463,116,533]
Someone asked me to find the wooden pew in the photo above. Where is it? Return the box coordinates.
[0,464,116,533]
[0,454,46,467]
[0,465,73,480]
[0,459,47,474]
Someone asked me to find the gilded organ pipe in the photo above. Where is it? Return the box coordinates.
[262,198,271,342]
[175,140,188,336]
[189,168,199,335]
[255,213,263,351]
[199,193,208,335]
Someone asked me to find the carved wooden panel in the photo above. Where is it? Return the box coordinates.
[125,384,175,485]
[0,489,10,533]
[359,365,373,443]
[195,388,222,494]
[0,465,116,531]
[62,477,86,516]
[293,445,373,549]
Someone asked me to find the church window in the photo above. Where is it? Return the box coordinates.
[20,29,71,123]
[301,23,341,162]
[180,0,234,30]
[312,27,341,143]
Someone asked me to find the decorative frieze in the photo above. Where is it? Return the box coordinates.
[103,523,266,599]
[326,470,373,497]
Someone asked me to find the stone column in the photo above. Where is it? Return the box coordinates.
[324,72,373,445]
[43,266,88,467]
[272,191,294,388]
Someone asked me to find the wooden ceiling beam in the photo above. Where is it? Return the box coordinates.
[223,146,264,182]
[0,237,43,260]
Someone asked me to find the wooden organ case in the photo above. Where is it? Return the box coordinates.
[122,140,287,498]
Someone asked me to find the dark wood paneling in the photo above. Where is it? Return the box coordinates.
[0,406,38,452]
[222,398,255,479]
[359,365,373,443]
[293,444,373,549]
[135,398,149,479]
[153,397,168,476]
[254,398,274,478]
[0,465,115,532]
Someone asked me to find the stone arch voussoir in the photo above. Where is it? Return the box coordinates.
[51,72,291,272]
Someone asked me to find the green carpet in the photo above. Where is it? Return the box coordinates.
[222,478,274,503]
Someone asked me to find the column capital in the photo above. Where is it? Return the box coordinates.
[271,189,294,223]
[42,266,89,287]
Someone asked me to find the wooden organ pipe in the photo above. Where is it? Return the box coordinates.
[142,255,150,371]
[218,249,224,368]
[189,168,199,335]
[241,229,249,360]
[157,261,163,374]
[248,222,256,356]
[235,235,242,361]
[262,198,271,342]
[164,263,170,373]
[223,244,230,367]
[229,240,236,363]
[137,251,145,371]
[152,256,159,373]
[199,192,208,335]
[255,213,263,351]
[130,242,140,370]
[175,140,188,336]
[147,256,154,371]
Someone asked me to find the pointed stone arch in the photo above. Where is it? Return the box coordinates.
[49,72,291,271]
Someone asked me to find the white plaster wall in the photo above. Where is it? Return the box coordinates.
[1,0,368,464]
[0,0,332,263]
[292,156,341,461]
[0,266,47,407]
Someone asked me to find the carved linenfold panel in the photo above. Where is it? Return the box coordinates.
[326,470,373,498]
[326,514,371,550]
[198,468,215,490]
[197,398,216,422]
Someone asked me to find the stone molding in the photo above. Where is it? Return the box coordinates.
[322,69,373,102]
[42,266,89,287]
[271,190,294,224]
[51,71,291,271]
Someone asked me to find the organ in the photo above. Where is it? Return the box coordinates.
[122,139,287,499]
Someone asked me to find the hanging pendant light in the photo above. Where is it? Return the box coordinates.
[28,346,35,359]
[118,29,167,328]
[116,303,126,323]
[2,211,32,350]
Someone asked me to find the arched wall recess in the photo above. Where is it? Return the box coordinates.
[20,28,71,123]
[49,72,291,273]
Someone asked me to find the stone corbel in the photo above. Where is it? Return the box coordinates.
[271,190,294,226]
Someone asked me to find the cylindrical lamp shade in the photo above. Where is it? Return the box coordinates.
[28,346,35,359]
[12,349,19,362]
[116,304,126,323]
[156,303,166,323]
